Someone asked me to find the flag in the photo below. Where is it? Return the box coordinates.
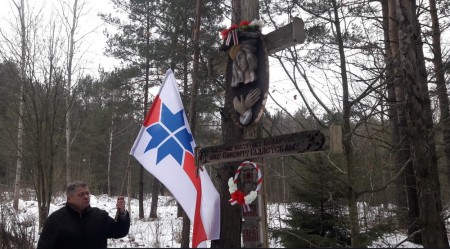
[130,69,220,247]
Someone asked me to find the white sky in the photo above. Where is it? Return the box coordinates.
[5,1,446,116]
[0,0,317,114]
[0,0,119,74]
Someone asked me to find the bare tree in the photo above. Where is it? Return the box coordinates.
[1,0,76,228]
[16,10,68,228]
[57,0,87,185]
[13,0,26,212]
[65,0,78,185]
[0,0,40,211]
[107,90,116,196]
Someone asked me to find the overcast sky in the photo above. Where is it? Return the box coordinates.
[0,0,120,75]
[0,0,320,114]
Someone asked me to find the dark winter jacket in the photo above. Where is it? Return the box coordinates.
[36,203,130,249]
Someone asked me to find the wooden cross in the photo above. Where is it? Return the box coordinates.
[202,1,342,247]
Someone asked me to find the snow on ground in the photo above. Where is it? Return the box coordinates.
[0,193,423,248]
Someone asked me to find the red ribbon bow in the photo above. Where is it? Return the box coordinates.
[230,190,245,205]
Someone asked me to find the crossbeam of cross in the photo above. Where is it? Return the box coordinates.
[197,130,327,165]
[208,17,305,77]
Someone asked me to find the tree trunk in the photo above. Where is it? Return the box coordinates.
[330,0,361,246]
[13,103,24,211]
[387,0,421,243]
[396,0,448,247]
[13,0,26,211]
[107,119,114,196]
[140,2,152,219]
[189,0,202,134]
[149,180,160,218]
[65,0,79,185]
[382,0,407,228]
[181,211,190,247]
[180,0,203,246]
[412,2,448,245]
[429,0,450,201]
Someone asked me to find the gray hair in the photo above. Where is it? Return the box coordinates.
[66,181,88,196]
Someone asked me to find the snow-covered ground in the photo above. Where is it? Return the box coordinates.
[0,193,422,248]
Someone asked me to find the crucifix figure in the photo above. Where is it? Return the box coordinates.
[218,18,269,128]
[211,18,305,130]
[230,44,261,124]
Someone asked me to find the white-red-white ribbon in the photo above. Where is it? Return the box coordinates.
[225,29,239,46]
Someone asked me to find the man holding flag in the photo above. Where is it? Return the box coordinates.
[130,69,220,247]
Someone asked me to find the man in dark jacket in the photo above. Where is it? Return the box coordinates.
[37,181,131,249]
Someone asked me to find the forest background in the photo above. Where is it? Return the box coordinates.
[1,0,450,248]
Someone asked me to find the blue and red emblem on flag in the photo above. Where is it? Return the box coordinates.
[130,69,220,248]
[143,96,194,165]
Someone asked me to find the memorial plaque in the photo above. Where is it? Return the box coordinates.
[240,163,263,248]
[243,223,260,247]
[197,130,326,165]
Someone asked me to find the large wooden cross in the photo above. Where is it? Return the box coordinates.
[203,1,342,247]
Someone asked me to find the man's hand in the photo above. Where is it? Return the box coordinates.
[116,196,126,214]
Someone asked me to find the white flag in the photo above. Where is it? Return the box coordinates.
[130,69,220,247]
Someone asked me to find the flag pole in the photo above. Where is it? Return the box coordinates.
[115,156,131,221]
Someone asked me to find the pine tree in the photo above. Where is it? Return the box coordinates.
[271,154,351,248]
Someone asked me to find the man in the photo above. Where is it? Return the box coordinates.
[37,181,130,249]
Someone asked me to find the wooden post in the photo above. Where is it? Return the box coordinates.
[212,1,262,247]
[241,125,267,248]
[329,124,343,153]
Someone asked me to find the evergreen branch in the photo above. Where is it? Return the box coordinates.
[281,230,320,248]
[394,229,421,248]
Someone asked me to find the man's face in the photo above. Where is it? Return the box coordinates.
[67,186,90,212]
